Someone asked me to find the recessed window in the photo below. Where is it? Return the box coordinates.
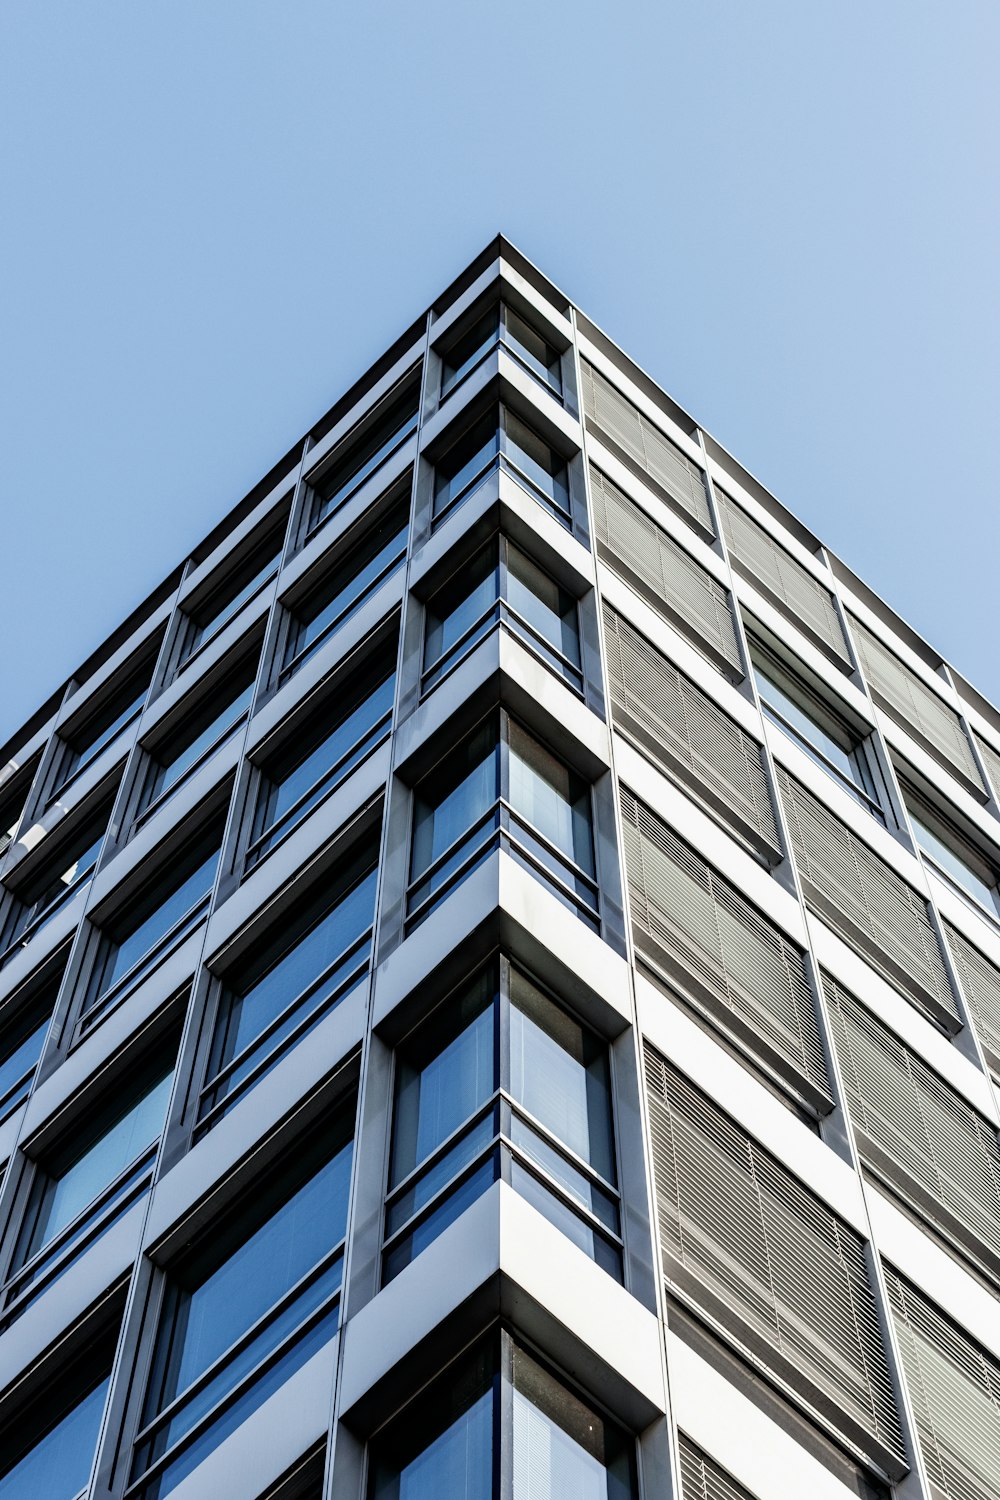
[176,525,284,673]
[0,756,39,860]
[130,1110,354,1500]
[423,537,581,694]
[248,643,395,868]
[282,491,409,682]
[0,797,113,965]
[407,714,597,929]
[432,407,570,529]
[0,958,64,1122]
[440,301,563,399]
[368,1332,637,1499]
[4,1051,174,1323]
[0,1334,116,1500]
[83,817,224,1023]
[383,958,620,1282]
[310,375,420,532]
[750,638,883,819]
[903,784,1000,918]
[199,836,378,1127]
[51,643,159,799]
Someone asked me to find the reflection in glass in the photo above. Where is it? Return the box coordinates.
[0,1373,110,1500]
[440,303,562,399]
[312,381,419,529]
[908,801,999,913]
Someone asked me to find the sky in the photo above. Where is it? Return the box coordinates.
[1,1,998,747]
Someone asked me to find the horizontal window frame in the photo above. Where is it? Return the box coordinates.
[421,602,583,700]
[440,322,564,406]
[132,711,251,839]
[81,891,213,1034]
[175,563,278,680]
[760,700,885,821]
[305,415,418,546]
[48,700,146,805]
[278,545,407,686]
[0,861,98,970]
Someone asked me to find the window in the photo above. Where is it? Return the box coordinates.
[0,958,63,1122]
[0,798,112,964]
[439,301,563,399]
[407,715,597,930]
[51,643,159,798]
[83,818,224,1023]
[0,757,39,860]
[282,491,409,681]
[248,644,395,867]
[432,407,570,528]
[383,958,620,1283]
[130,1112,354,1500]
[0,1334,115,1500]
[135,654,258,832]
[3,1052,174,1324]
[368,1332,637,1500]
[176,525,283,672]
[422,537,581,694]
[750,638,884,819]
[199,837,378,1127]
[309,375,420,532]
[902,783,1000,917]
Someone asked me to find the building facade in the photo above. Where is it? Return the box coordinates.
[0,237,998,1500]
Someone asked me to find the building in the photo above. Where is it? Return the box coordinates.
[0,235,997,1500]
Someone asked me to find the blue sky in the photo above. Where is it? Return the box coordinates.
[2,1,997,744]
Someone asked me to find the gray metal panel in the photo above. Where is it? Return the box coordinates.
[603,605,780,862]
[714,488,850,668]
[944,923,1000,1079]
[621,789,830,1104]
[645,1045,905,1467]
[887,1268,1000,1500]
[679,1433,756,1500]
[848,616,986,794]
[777,766,959,1028]
[590,466,741,678]
[580,359,713,534]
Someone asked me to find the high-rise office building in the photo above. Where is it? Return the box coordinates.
[0,236,998,1500]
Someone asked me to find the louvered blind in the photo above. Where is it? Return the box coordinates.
[603,605,780,861]
[620,788,830,1103]
[645,1045,904,1467]
[887,1268,1000,1500]
[944,924,1000,1079]
[975,735,1000,807]
[679,1434,755,1500]
[590,467,742,678]
[824,971,1000,1280]
[848,616,985,794]
[776,766,959,1028]
[714,489,850,668]
[580,359,713,534]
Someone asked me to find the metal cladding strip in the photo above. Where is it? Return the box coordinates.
[678,1432,756,1500]
[590,465,741,676]
[886,1267,1000,1500]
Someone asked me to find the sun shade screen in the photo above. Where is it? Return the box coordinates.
[823,971,1000,1277]
[944,923,1000,1077]
[714,488,850,667]
[678,1434,755,1500]
[848,616,985,794]
[975,735,1000,807]
[644,1045,905,1467]
[620,789,829,1101]
[590,467,741,677]
[580,358,713,534]
[776,766,958,1027]
[603,604,779,860]
[886,1268,1000,1500]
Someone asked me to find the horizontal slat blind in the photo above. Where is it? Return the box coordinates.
[887,1268,1000,1500]
[679,1434,755,1500]
[824,971,1000,1276]
[621,788,829,1100]
[603,604,780,860]
[580,358,713,534]
[645,1045,904,1464]
[975,735,1000,807]
[714,489,850,667]
[590,466,742,677]
[944,924,1000,1078]
[776,766,959,1027]
[848,616,985,794]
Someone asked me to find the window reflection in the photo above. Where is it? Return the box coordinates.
[432,408,570,528]
[439,302,563,399]
[310,377,420,531]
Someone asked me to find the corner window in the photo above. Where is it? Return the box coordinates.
[248,643,395,868]
[750,638,883,819]
[83,817,224,1024]
[198,836,378,1128]
[432,407,570,529]
[903,784,1000,918]
[130,1111,354,1500]
[310,375,420,532]
[281,492,409,682]
[439,301,563,400]
[422,537,581,694]
[0,798,113,965]
[4,1052,173,1323]
[368,1332,637,1500]
[383,958,620,1283]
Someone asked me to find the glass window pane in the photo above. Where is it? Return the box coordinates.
[287,503,408,671]
[502,412,569,513]
[441,307,499,395]
[410,722,499,882]
[103,840,220,993]
[434,413,499,516]
[369,1342,495,1500]
[506,547,580,667]
[155,680,254,799]
[753,661,857,780]
[909,806,998,909]
[314,384,419,527]
[0,1374,109,1500]
[508,723,593,876]
[511,1346,636,1500]
[424,545,500,677]
[503,307,562,392]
